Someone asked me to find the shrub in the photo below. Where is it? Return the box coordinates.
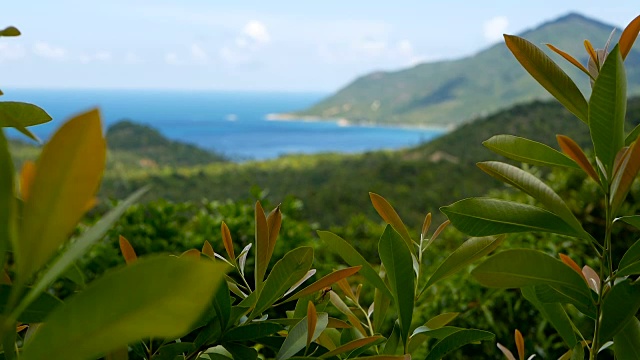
[441,14,640,359]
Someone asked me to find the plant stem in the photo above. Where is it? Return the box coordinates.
[590,194,614,360]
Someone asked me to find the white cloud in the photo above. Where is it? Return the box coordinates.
[165,52,179,65]
[242,20,270,45]
[0,43,26,62]
[124,51,144,65]
[219,20,270,65]
[358,38,387,56]
[483,16,508,42]
[77,50,114,64]
[94,51,112,62]
[219,46,250,65]
[398,40,413,55]
[32,42,66,60]
[190,43,208,63]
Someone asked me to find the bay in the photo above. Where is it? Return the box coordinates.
[2,89,444,160]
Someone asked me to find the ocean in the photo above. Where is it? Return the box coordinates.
[3,89,445,160]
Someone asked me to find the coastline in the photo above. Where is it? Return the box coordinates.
[265,113,454,132]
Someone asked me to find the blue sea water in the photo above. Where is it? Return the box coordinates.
[3,89,444,160]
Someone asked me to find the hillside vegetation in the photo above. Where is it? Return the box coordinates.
[100,96,640,227]
[293,13,640,126]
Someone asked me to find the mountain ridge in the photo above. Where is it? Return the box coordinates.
[290,12,640,127]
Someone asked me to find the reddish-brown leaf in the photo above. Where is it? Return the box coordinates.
[369,192,413,251]
[421,213,432,241]
[306,301,317,349]
[286,266,362,302]
[266,205,282,265]
[336,278,357,302]
[221,222,235,262]
[16,324,28,333]
[327,318,351,329]
[202,240,215,258]
[557,135,600,184]
[320,335,383,358]
[582,265,600,294]
[584,40,599,69]
[180,249,201,260]
[119,236,137,265]
[546,43,592,78]
[514,329,525,360]
[559,254,587,282]
[611,140,640,214]
[620,15,640,59]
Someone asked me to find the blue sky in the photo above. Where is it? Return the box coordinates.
[1,1,637,91]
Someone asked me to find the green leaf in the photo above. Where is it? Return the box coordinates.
[441,198,585,238]
[533,284,595,319]
[383,322,401,355]
[255,201,270,291]
[619,236,640,276]
[599,279,640,344]
[0,130,15,270]
[477,161,586,236]
[154,342,196,360]
[483,135,580,169]
[613,316,640,359]
[14,187,148,320]
[0,102,52,141]
[21,256,228,360]
[570,343,585,360]
[373,281,391,333]
[62,263,86,288]
[0,284,62,323]
[424,313,459,330]
[588,46,626,177]
[625,123,640,146]
[378,226,414,351]
[423,236,504,292]
[504,35,588,123]
[370,193,414,253]
[471,249,590,293]
[213,279,231,331]
[0,26,20,37]
[18,109,106,281]
[224,343,258,360]
[250,247,313,319]
[424,329,494,360]
[522,286,577,347]
[620,215,640,229]
[320,336,383,358]
[221,322,283,342]
[317,231,392,298]
[342,356,409,360]
[276,313,328,360]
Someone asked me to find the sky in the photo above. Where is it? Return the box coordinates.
[1,1,638,92]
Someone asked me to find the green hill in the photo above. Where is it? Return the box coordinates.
[101,96,640,226]
[10,120,226,171]
[292,13,640,127]
[106,121,226,168]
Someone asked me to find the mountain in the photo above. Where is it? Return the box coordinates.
[9,120,226,171]
[106,121,226,167]
[292,13,640,127]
